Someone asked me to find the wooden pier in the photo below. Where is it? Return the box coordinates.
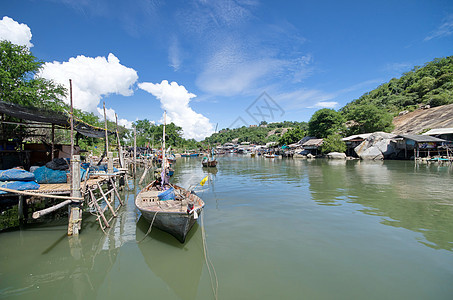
[0,154,127,236]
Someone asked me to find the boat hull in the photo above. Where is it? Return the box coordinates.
[202,160,217,167]
[140,209,201,243]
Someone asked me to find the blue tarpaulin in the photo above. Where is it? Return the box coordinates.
[0,181,40,194]
[0,169,35,181]
[33,166,68,184]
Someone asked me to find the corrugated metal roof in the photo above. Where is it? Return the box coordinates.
[395,134,446,143]
[422,128,453,135]
[342,133,373,141]
[302,138,323,146]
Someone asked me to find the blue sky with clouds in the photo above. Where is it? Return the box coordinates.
[2,0,452,139]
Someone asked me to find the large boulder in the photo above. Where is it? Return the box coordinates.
[354,132,397,160]
[327,152,346,159]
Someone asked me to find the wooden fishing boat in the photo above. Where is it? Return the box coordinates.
[135,180,205,243]
[202,158,217,167]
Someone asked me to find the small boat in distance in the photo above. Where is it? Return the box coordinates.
[202,157,217,167]
[202,147,217,168]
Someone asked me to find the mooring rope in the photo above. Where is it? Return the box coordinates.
[137,210,159,243]
[199,189,219,300]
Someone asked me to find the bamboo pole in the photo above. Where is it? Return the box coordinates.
[109,177,124,206]
[18,195,24,221]
[51,124,55,161]
[107,152,114,174]
[97,183,116,217]
[0,187,83,200]
[103,102,109,153]
[69,79,74,161]
[32,200,73,219]
[89,189,110,228]
[133,126,137,177]
[115,113,125,169]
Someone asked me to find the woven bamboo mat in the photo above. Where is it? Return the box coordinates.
[27,177,108,194]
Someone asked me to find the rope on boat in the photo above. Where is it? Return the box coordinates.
[137,211,159,243]
[200,192,219,300]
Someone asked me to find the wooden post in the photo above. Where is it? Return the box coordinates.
[68,154,82,236]
[107,151,114,202]
[51,124,55,161]
[69,79,74,161]
[103,102,109,154]
[115,113,125,168]
[133,126,137,177]
[18,195,24,222]
[107,152,114,174]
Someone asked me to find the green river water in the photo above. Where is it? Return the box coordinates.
[1,155,453,299]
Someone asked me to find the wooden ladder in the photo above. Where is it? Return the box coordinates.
[87,177,124,232]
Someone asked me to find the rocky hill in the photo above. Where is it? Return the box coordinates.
[392,104,453,134]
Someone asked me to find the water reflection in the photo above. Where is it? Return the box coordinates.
[306,159,453,251]
[135,216,204,300]
[0,216,121,299]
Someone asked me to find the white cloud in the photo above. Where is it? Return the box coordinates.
[138,80,214,140]
[278,89,336,110]
[196,42,283,96]
[38,53,138,115]
[424,15,453,41]
[0,16,33,47]
[168,36,181,71]
[312,101,338,108]
[96,106,133,129]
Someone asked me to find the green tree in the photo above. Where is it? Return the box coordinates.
[308,109,345,138]
[343,104,394,135]
[279,127,305,145]
[320,134,346,154]
[0,40,66,108]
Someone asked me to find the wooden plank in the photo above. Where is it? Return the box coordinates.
[0,187,83,200]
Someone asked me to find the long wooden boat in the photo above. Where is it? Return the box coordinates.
[135,180,205,243]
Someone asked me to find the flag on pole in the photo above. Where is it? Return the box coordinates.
[200,175,209,186]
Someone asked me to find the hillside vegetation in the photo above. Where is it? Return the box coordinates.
[341,56,453,135]
[204,121,308,145]
[204,55,453,145]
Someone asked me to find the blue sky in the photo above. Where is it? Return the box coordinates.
[2,0,452,139]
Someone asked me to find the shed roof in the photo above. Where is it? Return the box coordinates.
[395,134,446,143]
[342,133,373,142]
[422,128,453,135]
[0,101,113,138]
[302,138,323,146]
